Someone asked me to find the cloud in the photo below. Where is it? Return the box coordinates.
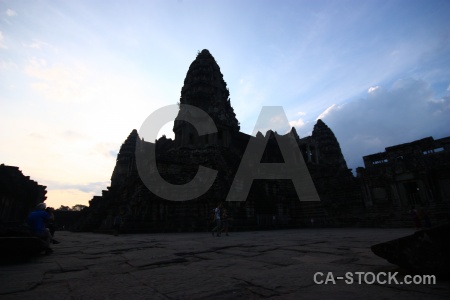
[368,86,380,93]
[25,58,89,103]
[91,143,119,158]
[61,130,89,141]
[45,180,109,195]
[0,60,18,70]
[6,9,17,17]
[44,182,110,208]
[109,150,118,157]
[289,112,307,128]
[44,190,90,209]
[29,132,46,139]
[316,104,339,120]
[0,32,7,49]
[251,108,291,135]
[22,39,53,50]
[315,78,450,171]
[26,42,41,49]
[75,182,109,194]
[289,118,305,128]
[447,84,450,91]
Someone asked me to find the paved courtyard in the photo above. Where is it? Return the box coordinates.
[1,228,449,299]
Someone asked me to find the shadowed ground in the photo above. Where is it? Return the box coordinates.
[1,228,449,299]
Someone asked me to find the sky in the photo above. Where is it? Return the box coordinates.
[1,0,449,209]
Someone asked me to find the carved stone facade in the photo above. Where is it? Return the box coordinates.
[73,50,362,232]
[357,136,450,225]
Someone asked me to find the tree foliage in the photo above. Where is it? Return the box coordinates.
[57,204,87,211]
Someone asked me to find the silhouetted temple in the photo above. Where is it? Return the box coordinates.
[0,164,47,223]
[73,50,361,232]
[1,51,448,232]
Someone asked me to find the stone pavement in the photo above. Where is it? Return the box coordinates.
[1,228,449,299]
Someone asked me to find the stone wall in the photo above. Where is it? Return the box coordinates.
[0,164,47,223]
[357,136,450,227]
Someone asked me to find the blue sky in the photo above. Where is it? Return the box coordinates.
[1,0,449,208]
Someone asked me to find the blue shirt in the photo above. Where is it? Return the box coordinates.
[27,210,51,235]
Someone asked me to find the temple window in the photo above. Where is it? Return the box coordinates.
[423,147,444,155]
[372,159,388,164]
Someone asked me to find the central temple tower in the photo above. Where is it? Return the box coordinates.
[173,49,240,148]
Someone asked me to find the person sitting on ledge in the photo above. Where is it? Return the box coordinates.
[26,203,54,254]
[45,206,60,244]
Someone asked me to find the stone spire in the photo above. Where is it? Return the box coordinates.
[312,119,348,170]
[111,129,139,185]
[176,49,240,131]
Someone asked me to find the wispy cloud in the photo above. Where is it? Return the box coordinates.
[91,142,119,158]
[0,32,7,49]
[60,130,89,141]
[25,58,89,103]
[22,39,55,50]
[42,180,109,195]
[368,86,380,93]
[289,112,307,129]
[289,118,305,128]
[317,104,339,120]
[0,59,18,70]
[44,181,110,208]
[29,132,46,139]
[6,9,17,17]
[251,107,292,136]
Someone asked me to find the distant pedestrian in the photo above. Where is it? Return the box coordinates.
[410,206,421,230]
[221,208,230,236]
[211,202,223,237]
[113,214,123,236]
[418,207,432,229]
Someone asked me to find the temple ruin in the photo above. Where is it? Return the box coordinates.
[0,164,47,223]
[357,136,450,226]
[2,50,448,232]
[73,50,361,232]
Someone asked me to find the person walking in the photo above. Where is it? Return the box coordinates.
[211,202,223,237]
[221,208,230,236]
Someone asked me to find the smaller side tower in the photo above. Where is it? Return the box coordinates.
[312,119,348,170]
